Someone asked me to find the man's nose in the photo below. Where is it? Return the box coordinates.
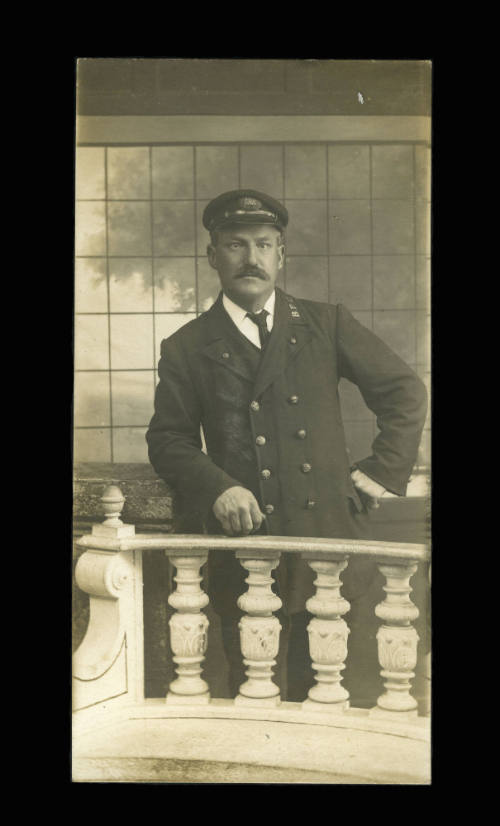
[244,244,258,266]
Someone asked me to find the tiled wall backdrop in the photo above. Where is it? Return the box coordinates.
[74,143,431,468]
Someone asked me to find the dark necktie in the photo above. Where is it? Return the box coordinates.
[246,309,270,349]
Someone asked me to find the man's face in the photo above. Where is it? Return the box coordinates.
[207,224,284,309]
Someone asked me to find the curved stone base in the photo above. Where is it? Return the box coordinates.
[73,701,430,785]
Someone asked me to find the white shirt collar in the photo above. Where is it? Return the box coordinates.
[222,290,276,327]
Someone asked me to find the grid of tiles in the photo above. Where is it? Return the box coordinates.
[74,143,430,467]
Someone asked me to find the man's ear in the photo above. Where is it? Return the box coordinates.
[207,244,217,271]
[277,244,285,270]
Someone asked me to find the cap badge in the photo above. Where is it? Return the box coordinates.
[238,197,262,210]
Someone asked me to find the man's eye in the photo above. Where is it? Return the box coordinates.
[230,243,241,249]
[258,243,270,249]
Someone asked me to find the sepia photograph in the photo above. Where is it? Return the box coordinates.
[72,57,431,784]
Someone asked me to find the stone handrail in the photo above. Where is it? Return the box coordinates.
[73,484,430,721]
[77,532,428,560]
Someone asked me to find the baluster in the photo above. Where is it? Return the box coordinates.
[371,561,420,717]
[166,550,210,705]
[235,550,282,706]
[302,556,350,711]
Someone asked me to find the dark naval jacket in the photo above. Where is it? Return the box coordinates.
[147,287,426,526]
[146,288,427,610]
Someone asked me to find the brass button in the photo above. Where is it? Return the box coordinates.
[290,336,297,345]
[261,469,271,480]
[221,351,230,359]
[305,499,316,510]
[256,435,266,446]
[264,504,274,515]
[296,428,307,439]
[288,395,299,404]
[301,463,312,474]
[250,400,260,412]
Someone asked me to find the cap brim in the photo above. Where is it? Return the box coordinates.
[211,214,284,230]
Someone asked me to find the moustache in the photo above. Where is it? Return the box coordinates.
[236,269,267,279]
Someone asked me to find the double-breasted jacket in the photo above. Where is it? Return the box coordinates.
[146,288,427,612]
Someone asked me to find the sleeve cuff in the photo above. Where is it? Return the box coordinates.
[352,460,408,497]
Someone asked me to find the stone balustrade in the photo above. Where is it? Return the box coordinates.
[73,485,430,720]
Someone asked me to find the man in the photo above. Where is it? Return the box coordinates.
[146,189,427,703]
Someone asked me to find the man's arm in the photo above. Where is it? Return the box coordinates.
[336,303,428,496]
[146,335,242,524]
[146,335,265,533]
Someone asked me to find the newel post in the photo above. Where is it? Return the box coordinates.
[371,560,420,717]
[73,486,142,712]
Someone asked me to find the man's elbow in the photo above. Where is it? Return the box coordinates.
[145,425,166,476]
[413,373,428,429]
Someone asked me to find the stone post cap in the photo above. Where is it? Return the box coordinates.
[91,484,135,539]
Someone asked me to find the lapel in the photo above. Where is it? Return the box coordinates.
[253,287,313,399]
[200,292,256,384]
[200,289,314,394]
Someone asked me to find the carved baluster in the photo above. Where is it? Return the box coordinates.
[302,556,350,711]
[371,561,420,717]
[166,550,210,705]
[235,550,282,706]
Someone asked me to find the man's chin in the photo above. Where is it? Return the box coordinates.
[226,280,274,308]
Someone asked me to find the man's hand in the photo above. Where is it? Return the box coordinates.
[212,486,267,535]
[351,468,387,510]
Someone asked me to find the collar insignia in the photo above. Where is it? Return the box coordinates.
[285,294,302,320]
